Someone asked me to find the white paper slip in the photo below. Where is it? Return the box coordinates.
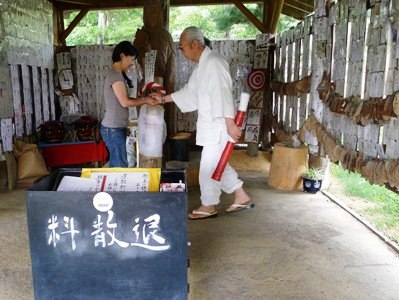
[57,176,97,192]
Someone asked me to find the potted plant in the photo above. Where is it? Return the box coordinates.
[302,168,324,193]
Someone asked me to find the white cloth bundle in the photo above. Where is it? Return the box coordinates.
[138,104,166,157]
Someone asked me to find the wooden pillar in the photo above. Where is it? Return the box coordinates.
[258,0,284,152]
[261,42,275,150]
[264,0,285,33]
[159,0,175,137]
[160,0,170,30]
[53,7,64,47]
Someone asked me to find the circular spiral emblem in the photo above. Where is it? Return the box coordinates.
[247,69,266,91]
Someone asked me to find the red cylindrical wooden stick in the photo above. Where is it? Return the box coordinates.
[212,93,250,181]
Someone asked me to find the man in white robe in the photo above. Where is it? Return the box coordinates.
[152,26,252,219]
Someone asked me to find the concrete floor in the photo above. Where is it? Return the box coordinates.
[1,167,399,299]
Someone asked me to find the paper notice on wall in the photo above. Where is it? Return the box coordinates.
[41,67,50,122]
[10,65,22,113]
[21,64,33,115]
[246,108,262,125]
[49,70,56,120]
[255,33,272,50]
[1,118,13,151]
[59,69,74,90]
[56,52,72,70]
[25,113,33,135]
[144,50,157,86]
[14,111,24,137]
[32,67,43,129]
[254,51,268,69]
[244,125,260,143]
[0,65,13,118]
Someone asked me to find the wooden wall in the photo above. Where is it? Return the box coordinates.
[0,0,55,152]
[272,0,399,161]
[271,0,399,188]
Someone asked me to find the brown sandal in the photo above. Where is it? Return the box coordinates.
[225,202,255,213]
[188,210,218,220]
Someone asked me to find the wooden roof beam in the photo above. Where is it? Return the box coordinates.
[265,0,284,33]
[59,8,89,45]
[171,0,260,5]
[232,0,266,33]
[51,0,313,20]
[53,0,143,5]
[284,2,312,15]
[285,0,313,11]
[52,0,92,4]
[52,0,261,11]
[282,6,308,20]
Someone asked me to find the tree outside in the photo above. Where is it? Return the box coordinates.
[64,9,144,45]
[64,5,299,46]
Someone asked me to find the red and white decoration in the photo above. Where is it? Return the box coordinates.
[247,69,266,91]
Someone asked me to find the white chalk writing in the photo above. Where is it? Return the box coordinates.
[47,215,79,250]
[47,212,169,252]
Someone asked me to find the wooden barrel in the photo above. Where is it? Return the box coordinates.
[169,132,192,162]
[139,154,162,168]
[268,142,308,191]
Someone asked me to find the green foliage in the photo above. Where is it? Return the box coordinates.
[169,6,217,40]
[330,163,399,241]
[302,168,324,180]
[65,9,143,46]
[208,4,261,38]
[276,14,299,33]
[330,163,399,203]
[64,5,299,46]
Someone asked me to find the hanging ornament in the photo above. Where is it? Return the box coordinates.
[247,69,266,91]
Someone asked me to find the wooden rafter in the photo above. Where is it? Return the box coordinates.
[49,0,313,20]
[232,0,266,33]
[59,8,89,45]
[51,0,313,44]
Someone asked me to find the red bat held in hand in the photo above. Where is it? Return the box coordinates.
[212,93,250,181]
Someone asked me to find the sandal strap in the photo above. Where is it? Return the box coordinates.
[192,210,216,216]
[229,204,247,208]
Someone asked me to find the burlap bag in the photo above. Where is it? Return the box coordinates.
[13,140,49,180]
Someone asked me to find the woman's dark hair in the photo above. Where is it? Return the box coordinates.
[122,72,133,88]
[112,41,138,88]
[112,41,139,63]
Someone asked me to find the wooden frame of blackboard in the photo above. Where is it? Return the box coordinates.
[26,168,188,300]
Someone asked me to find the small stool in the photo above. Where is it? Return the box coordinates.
[268,142,308,191]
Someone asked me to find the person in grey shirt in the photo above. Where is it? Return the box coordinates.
[101,41,158,167]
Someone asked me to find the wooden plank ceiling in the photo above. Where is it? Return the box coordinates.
[49,0,314,20]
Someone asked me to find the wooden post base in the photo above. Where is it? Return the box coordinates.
[268,142,308,191]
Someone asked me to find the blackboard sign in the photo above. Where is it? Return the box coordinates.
[26,169,188,300]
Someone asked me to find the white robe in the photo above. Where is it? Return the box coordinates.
[171,47,242,205]
[171,47,235,146]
